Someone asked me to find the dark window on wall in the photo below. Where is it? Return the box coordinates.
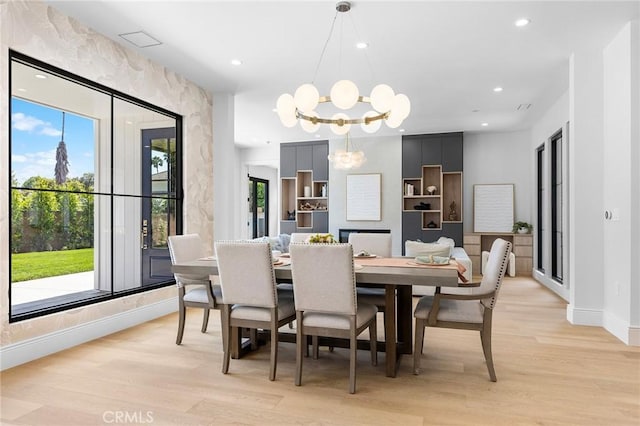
[9,50,183,322]
[550,132,563,282]
[536,144,545,272]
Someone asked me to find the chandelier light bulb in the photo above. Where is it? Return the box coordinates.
[294,83,320,113]
[361,110,382,133]
[276,93,298,127]
[300,111,321,133]
[385,109,404,128]
[392,93,411,120]
[329,112,351,135]
[370,84,395,113]
[330,80,359,110]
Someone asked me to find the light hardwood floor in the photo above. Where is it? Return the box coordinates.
[2,277,639,425]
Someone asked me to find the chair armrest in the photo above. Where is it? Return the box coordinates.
[427,290,496,325]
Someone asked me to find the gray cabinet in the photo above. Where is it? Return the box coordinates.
[280,145,296,178]
[312,143,329,181]
[401,132,464,252]
[280,140,329,234]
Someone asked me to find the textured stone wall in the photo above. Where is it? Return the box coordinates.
[0,0,214,345]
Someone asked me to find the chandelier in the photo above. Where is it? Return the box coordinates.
[327,132,366,169]
[275,1,411,136]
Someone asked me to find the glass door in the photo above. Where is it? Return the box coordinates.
[141,127,176,286]
[248,177,268,238]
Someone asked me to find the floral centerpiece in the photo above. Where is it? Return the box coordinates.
[307,233,337,243]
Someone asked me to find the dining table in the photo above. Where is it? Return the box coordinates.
[171,255,472,378]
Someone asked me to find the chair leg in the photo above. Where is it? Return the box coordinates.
[222,306,231,374]
[201,308,210,333]
[295,312,304,386]
[219,308,228,354]
[349,321,357,394]
[269,310,278,381]
[312,335,319,360]
[413,318,425,375]
[369,317,377,366]
[250,328,259,350]
[176,301,186,345]
[480,314,497,382]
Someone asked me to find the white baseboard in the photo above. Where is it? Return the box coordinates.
[603,311,640,346]
[0,298,177,371]
[566,304,603,326]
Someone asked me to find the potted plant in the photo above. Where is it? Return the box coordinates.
[512,221,533,234]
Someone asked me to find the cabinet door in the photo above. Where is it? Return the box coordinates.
[441,223,463,247]
[312,142,329,180]
[442,133,463,172]
[280,221,296,235]
[280,145,297,177]
[312,211,328,233]
[402,136,422,178]
[402,213,423,255]
[421,135,442,165]
[296,145,313,171]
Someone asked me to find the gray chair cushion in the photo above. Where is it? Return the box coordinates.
[302,303,377,330]
[230,298,296,322]
[183,285,221,304]
[414,296,484,323]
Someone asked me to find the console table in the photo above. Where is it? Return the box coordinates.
[464,232,532,276]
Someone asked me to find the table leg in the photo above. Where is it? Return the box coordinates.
[397,286,413,355]
[384,284,397,377]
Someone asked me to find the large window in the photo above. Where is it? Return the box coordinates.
[550,132,563,282]
[9,51,182,321]
[536,144,545,272]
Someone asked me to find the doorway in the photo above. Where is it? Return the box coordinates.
[141,127,176,286]
[248,177,269,238]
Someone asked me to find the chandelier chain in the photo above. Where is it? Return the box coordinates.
[312,10,339,84]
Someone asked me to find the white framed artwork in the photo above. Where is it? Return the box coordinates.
[346,173,381,221]
[473,184,514,232]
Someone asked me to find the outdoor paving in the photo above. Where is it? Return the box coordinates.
[11,272,95,305]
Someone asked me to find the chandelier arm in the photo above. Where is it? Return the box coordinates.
[297,110,388,125]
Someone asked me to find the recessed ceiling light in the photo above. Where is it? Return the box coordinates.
[515,18,530,27]
[17,88,27,92]
[472,109,480,113]
[266,140,271,144]
[119,31,162,48]
[231,59,243,66]
[35,74,47,79]
[315,134,321,138]
[481,122,489,127]
[398,128,405,133]
[356,42,368,49]
[493,87,503,92]
[272,108,278,112]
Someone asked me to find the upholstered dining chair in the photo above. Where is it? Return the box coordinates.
[413,238,512,381]
[289,242,378,394]
[290,232,314,243]
[167,234,221,345]
[215,240,296,381]
[349,233,392,340]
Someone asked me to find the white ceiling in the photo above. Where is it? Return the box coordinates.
[46,1,639,148]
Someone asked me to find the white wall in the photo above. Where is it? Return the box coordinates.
[328,135,403,256]
[602,21,639,344]
[568,49,606,327]
[213,93,239,241]
[462,130,532,233]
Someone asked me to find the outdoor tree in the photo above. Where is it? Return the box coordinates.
[151,155,163,174]
[54,112,69,185]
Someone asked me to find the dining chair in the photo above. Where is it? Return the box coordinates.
[215,240,296,381]
[289,242,378,394]
[290,233,314,243]
[167,234,221,345]
[413,238,512,381]
[349,233,392,342]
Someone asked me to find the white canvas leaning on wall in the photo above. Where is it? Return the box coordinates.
[473,184,514,232]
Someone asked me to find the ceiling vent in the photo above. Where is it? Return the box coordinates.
[119,31,162,48]
[517,103,532,111]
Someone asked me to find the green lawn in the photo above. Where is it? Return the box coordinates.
[11,248,94,283]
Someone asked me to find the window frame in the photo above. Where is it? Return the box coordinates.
[8,50,183,322]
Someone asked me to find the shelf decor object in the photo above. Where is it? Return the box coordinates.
[275,1,410,136]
